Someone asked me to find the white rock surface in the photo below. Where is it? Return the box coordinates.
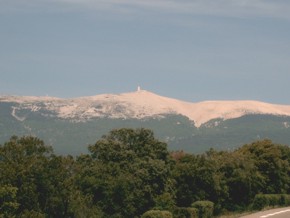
[2,89,290,127]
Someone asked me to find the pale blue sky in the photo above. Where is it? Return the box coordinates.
[1,0,290,104]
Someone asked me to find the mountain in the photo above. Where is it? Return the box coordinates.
[1,89,290,154]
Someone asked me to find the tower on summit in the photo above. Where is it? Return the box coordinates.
[137,86,141,92]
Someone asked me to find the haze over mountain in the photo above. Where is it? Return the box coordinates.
[1,89,290,154]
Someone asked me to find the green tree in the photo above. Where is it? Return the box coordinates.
[207,150,263,211]
[77,128,174,217]
[39,155,76,217]
[0,136,53,214]
[0,185,19,218]
[173,152,227,210]
[238,140,290,194]
[0,136,98,217]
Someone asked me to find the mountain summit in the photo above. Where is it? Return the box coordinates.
[2,89,290,127]
[1,90,290,154]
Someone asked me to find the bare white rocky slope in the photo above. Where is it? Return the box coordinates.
[2,89,290,127]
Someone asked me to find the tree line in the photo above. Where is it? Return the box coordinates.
[1,128,290,217]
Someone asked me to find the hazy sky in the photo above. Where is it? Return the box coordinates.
[1,0,290,104]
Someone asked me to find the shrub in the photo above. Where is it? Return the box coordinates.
[268,195,281,207]
[141,210,173,218]
[252,194,267,210]
[192,201,214,218]
[173,207,198,218]
[19,210,46,218]
[279,194,290,206]
[252,194,290,210]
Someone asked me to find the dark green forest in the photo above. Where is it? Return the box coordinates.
[1,128,290,218]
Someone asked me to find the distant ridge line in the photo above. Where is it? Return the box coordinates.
[1,90,290,127]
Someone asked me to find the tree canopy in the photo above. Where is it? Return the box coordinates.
[1,130,290,217]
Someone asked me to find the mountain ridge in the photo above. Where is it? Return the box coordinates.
[1,89,290,154]
[2,89,290,127]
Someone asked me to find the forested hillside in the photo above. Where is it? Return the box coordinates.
[1,129,290,217]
